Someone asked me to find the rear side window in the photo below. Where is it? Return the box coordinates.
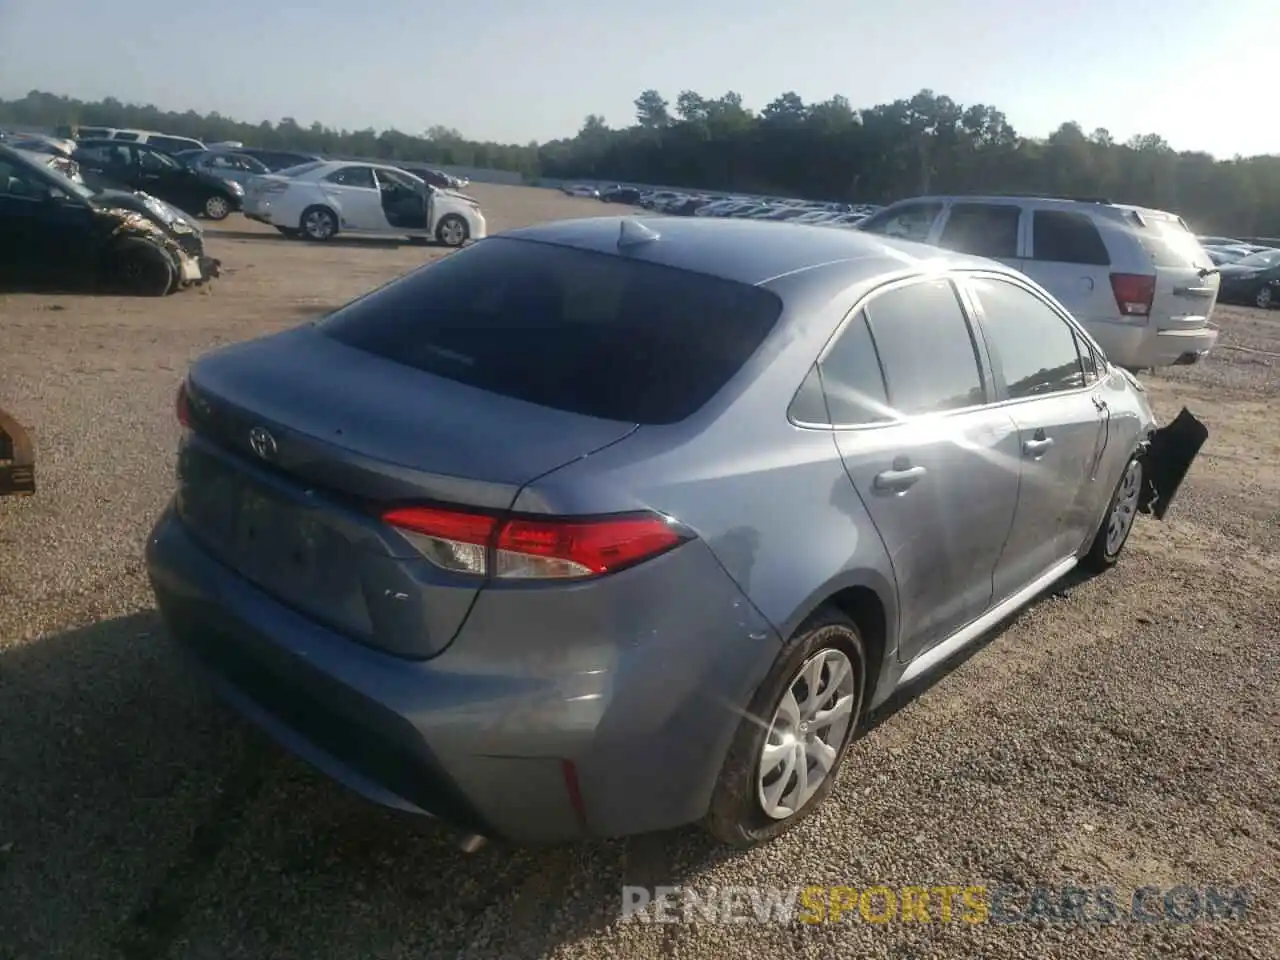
[111,131,140,141]
[938,203,1021,259]
[862,279,986,415]
[1031,211,1111,265]
[318,238,783,424]
[149,136,201,154]
[324,165,376,188]
[815,310,891,424]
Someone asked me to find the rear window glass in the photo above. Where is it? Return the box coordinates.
[1132,213,1210,268]
[317,237,784,424]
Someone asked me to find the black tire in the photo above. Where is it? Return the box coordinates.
[300,205,339,242]
[1254,286,1273,310]
[202,194,231,220]
[275,227,301,239]
[435,214,469,247]
[1081,454,1145,573]
[107,239,175,297]
[704,607,866,847]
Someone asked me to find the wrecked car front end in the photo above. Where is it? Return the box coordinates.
[0,407,35,497]
[94,203,220,290]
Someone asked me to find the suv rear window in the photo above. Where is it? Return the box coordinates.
[1131,212,1210,268]
[317,237,784,424]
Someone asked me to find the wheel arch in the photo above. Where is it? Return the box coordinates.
[777,569,898,709]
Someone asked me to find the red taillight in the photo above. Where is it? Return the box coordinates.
[380,506,688,580]
[176,382,192,428]
[1110,273,1156,318]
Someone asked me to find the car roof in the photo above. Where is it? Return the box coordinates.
[499,216,996,287]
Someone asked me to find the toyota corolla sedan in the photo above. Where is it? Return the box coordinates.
[147,217,1206,847]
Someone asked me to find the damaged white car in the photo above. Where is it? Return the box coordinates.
[242,160,487,245]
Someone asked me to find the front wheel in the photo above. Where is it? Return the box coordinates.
[203,195,231,220]
[704,608,865,847]
[1081,455,1144,572]
[106,239,175,297]
[1255,286,1273,310]
[435,214,469,247]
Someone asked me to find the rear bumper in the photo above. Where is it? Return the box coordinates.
[1089,321,1219,369]
[146,507,780,843]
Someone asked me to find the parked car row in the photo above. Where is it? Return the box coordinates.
[1195,235,1280,309]
[580,182,881,229]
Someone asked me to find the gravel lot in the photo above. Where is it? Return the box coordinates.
[1,187,1276,960]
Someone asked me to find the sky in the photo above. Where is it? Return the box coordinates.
[0,0,1272,158]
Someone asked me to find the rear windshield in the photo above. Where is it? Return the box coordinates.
[1132,213,1211,268]
[317,237,783,424]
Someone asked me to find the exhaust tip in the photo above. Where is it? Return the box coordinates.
[458,833,488,854]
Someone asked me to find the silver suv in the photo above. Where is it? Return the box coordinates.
[857,196,1221,370]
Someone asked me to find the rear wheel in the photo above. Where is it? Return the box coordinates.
[107,239,175,297]
[300,206,338,242]
[1081,455,1144,572]
[203,195,231,220]
[704,607,865,847]
[436,214,469,247]
[1255,286,1273,309]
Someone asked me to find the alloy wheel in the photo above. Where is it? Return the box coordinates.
[757,648,857,820]
[1106,459,1143,555]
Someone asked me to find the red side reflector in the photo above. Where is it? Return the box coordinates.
[1110,273,1156,317]
[176,382,192,427]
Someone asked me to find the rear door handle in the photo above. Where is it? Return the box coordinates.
[1023,437,1055,457]
[873,464,927,492]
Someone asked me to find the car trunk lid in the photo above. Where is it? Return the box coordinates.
[1124,207,1220,331]
[177,326,637,658]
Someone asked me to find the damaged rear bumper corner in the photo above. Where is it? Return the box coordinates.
[1138,406,1209,520]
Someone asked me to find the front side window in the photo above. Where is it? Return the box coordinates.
[937,203,1021,259]
[139,148,180,172]
[968,276,1086,398]
[862,279,986,415]
[324,165,377,189]
[857,201,943,243]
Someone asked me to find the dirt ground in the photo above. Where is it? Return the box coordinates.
[0,185,1277,960]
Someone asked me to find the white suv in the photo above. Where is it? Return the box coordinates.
[856,196,1220,369]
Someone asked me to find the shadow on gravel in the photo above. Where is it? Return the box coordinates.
[0,571,1104,958]
[206,229,418,250]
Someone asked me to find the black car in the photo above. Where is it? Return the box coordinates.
[0,144,219,296]
[224,147,324,172]
[1215,248,1280,309]
[72,139,244,220]
[601,185,642,204]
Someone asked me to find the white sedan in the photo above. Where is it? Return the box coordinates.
[562,184,600,198]
[242,160,487,245]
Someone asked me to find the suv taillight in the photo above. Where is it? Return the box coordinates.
[1110,273,1156,318]
[381,505,690,580]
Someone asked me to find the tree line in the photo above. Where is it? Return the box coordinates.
[4,88,1278,236]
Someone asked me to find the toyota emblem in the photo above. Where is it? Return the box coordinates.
[248,426,278,461]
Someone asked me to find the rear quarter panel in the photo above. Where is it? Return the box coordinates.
[510,261,906,655]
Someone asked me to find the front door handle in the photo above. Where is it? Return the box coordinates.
[1023,437,1055,457]
[874,464,927,492]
